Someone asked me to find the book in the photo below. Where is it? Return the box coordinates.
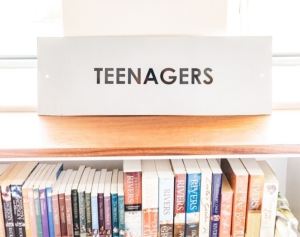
[258,160,279,237]
[241,158,264,237]
[197,159,212,237]
[123,160,142,237]
[46,163,64,237]
[111,169,119,237]
[219,174,233,237]
[207,159,222,237]
[71,165,86,237]
[98,169,107,236]
[52,170,67,237]
[0,163,17,237]
[33,164,53,237]
[142,160,158,237]
[10,161,38,236]
[86,169,96,237]
[221,158,249,237]
[1,162,27,237]
[156,159,174,237]
[21,163,44,237]
[171,159,186,237]
[104,171,113,237]
[117,171,125,237]
[39,164,57,237]
[91,171,101,237]
[78,167,92,237]
[183,159,201,237]
[65,170,77,237]
[59,169,74,237]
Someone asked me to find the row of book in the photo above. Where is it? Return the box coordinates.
[0,158,284,237]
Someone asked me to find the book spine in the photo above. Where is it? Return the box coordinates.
[91,195,99,237]
[123,172,142,237]
[0,190,6,237]
[34,188,43,237]
[260,182,278,237]
[52,194,61,237]
[72,189,80,237]
[46,188,54,237]
[59,193,67,237]
[98,193,105,236]
[186,173,201,237]
[2,185,15,237]
[173,174,186,237]
[28,187,37,237]
[199,171,212,237]
[10,184,26,237]
[78,191,87,237]
[210,173,222,237]
[117,195,125,237]
[219,192,233,237]
[231,176,248,237]
[104,195,112,237]
[22,187,31,237]
[111,193,118,237]
[65,194,74,237]
[40,188,50,237]
[85,193,92,236]
[245,175,264,237]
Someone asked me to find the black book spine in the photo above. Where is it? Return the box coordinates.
[72,189,80,237]
[11,185,26,237]
[2,185,16,237]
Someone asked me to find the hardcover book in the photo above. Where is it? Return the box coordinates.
[52,170,67,237]
[85,169,96,237]
[219,174,233,237]
[197,159,212,237]
[156,159,174,237]
[1,162,27,237]
[171,159,186,237]
[123,160,142,237]
[98,169,107,237]
[65,171,77,237]
[183,159,201,237]
[117,171,125,237]
[71,165,86,237]
[91,171,101,237]
[111,169,119,237]
[104,171,113,237]
[207,159,222,237]
[258,161,279,237]
[59,169,74,237]
[142,160,158,237]
[221,159,249,237]
[0,163,17,237]
[241,158,264,237]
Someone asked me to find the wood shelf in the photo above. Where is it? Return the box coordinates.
[0,110,300,158]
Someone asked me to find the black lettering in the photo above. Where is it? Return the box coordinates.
[160,68,176,85]
[143,68,158,84]
[94,68,103,84]
[192,68,201,84]
[180,68,189,84]
[116,68,125,84]
[203,68,213,84]
[128,68,141,84]
[105,68,114,84]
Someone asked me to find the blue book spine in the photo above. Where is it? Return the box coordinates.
[46,187,54,237]
[91,195,99,236]
[111,194,118,237]
[185,173,201,237]
[210,173,222,237]
[117,195,125,237]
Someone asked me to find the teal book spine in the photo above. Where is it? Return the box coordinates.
[111,194,118,237]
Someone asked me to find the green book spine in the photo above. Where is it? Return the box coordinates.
[78,191,86,237]
[86,193,92,236]
[72,189,80,237]
[34,188,43,237]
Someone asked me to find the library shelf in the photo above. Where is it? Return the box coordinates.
[0,110,300,158]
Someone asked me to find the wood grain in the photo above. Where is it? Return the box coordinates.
[0,110,300,157]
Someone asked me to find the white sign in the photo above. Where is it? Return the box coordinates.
[38,37,272,116]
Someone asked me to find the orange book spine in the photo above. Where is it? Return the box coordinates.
[143,208,158,237]
[219,191,233,237]
[22,187,32,237]
[28,187,38,237]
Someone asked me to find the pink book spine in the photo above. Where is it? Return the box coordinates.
[65,194,74,237]
[28,187,38,237]
[219,192,233,237]
[52,194,62,237]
